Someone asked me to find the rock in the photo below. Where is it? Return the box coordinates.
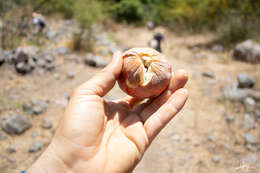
[225,115,235,123]
[23,99,48,116]
[16,46,39,57]
[45,63,55,71]
[2,115,31,135]
[237,73,255,88]
[84,54,108,68]
[243,114,256,130]
[100,49,109,56]
[6,147,16,153]
[7,156,16,163]
[28,141,43,152]
[37,59,46,67]
[194,52,207,59]
[53,73,60,79]
[241,154,260,164]
[147,21,155,30]
[212,44,224,53]
[233,40,260,63]
[56,47,69,55]
[41,117,52,129]
[244,133,259,145]
[15,62,32,74]
[0,132,7,141]
[202,71,215,79]
[0,54,5,66]
[43,54,54,63]
[244,97,256,113]
[31,132,38,138]
[208,135,217,142]
[45,29,57,39]
[246,144,258,152]
[211,155,221,163]
[67,72,75,79]
[222,83,248,101]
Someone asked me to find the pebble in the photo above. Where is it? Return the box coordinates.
[237,73,255,88]
[147,21,155,30]
[243,114,256,130]
[225,115,235,123]
[241,153,260,164]
[212,44,224,53]
[6,147,16,154]
[67,72,75,79]
[2,115,31,135]
[244,97,256,113]
[23,99,48,116]
[84,54,108,68]
[244,133,259,145]
[0,132,7,140]
[222,83,248,101]
[53,73,60,79]
[194,52,207,59]
[56,47,69,55]
[41,117,52,129]
[211,155,221,163]
[202,71,215,79]
[7,156,16,163]
[28,141,43,153]
[0,54,5,65]
[31,132,38,138]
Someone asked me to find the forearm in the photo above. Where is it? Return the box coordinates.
[27,143,71,173]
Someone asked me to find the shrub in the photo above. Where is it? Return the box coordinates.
[110,0,145,23]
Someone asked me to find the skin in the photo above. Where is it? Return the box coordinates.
[27,51,189,173]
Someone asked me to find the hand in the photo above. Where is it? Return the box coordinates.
[28,51,189,173]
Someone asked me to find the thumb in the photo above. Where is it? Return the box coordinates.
[74,51,123,97]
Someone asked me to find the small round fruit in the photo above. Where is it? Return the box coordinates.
[118,48,172,99]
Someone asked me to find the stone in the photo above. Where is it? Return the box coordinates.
[16,46,39,57]
[202,71,215,79]
[225,115,235,123]
[233,40,260,63]
[53,73,60,79]
[84,54,108,68]
[45,63,55,71]
[244,133,259,145]
[244,97,256,113]
[222,83,248,101]
[241,154,260,164]
[147,21,155,30]
[31,132,38,138]
[43,54,54,63]
[100,49,109,56]
[243,114,256,130]
[67,72,75,79]
[0,54,5,66]
[23,99,48,116]
[0,132,7,141]
[2,115,31,134]
[208,135,217,142]
[56,47,69,55]
[37,59,46,67]
[7,156,16,163]
[212,44,224,53]
[41,117,52,129]
[194,52,207,59]
[15,62,32,74]
[211,155,221,163]
[6,147,16,153]
[45,29,57,39]
[28,141,43,152]
[237,73,255,88]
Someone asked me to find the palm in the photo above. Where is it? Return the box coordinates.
[53,52,188,173]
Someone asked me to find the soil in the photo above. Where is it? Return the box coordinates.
[0,20,260,173]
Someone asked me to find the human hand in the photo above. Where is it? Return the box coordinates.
[28,51,188,173]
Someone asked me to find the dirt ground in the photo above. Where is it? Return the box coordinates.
[0,20,260,173]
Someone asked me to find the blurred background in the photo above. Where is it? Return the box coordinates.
[0,0,260,172]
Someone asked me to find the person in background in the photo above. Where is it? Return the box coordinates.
[32,12,46,34]
[148,32,165,53]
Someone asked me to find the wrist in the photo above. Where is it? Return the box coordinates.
[27,141,72,173]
